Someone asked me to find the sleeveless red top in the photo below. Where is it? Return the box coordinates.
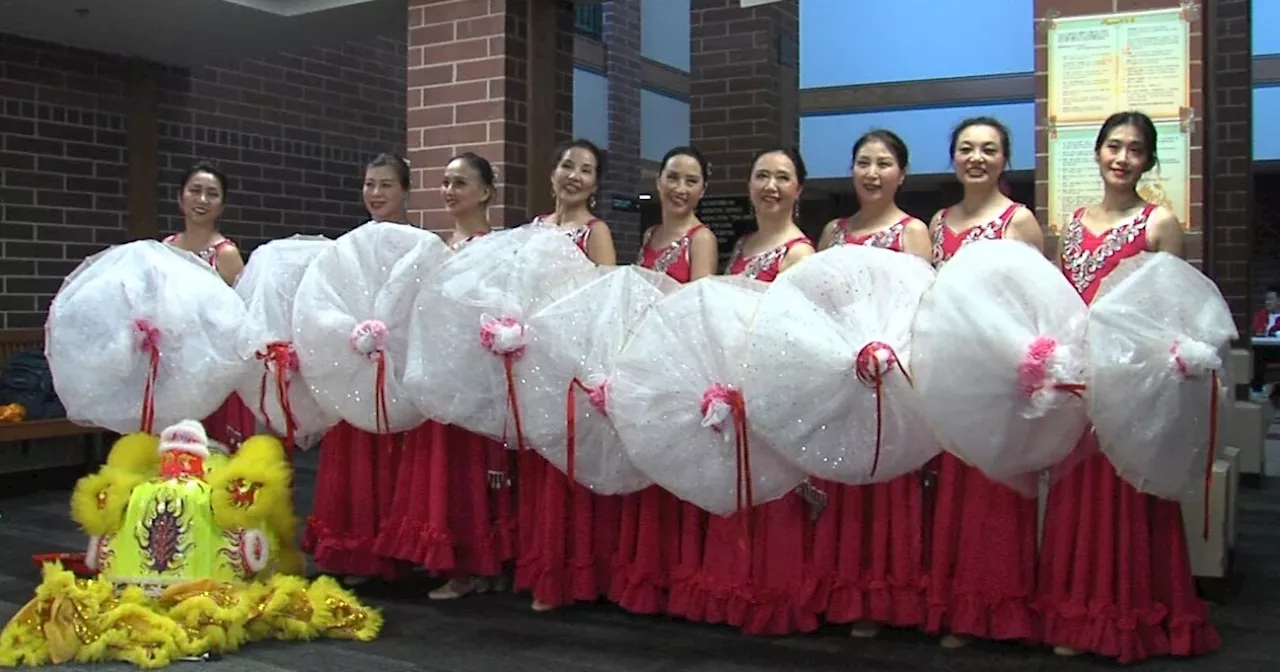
[636,224,709,283]
[726,234,811,283]
[831,215,911,252]
[533,214,599,254]
[930,203,1023,268]
[163,233,235,269]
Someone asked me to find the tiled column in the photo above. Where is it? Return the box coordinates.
[689,0,799,185]
[599,0,644,260]
[405,0,574,231]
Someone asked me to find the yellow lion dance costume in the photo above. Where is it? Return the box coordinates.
[0,420,381,668]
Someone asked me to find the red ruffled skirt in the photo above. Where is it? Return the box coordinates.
[924,453,1038,641]
[513,450,622,608]
[302,422,406,580]
[609,486,694,614]
[203,393,257,451]
[1036,437,1221,663]
[807,475,927,628]
[375,422,515,577]
[669,492,819,636]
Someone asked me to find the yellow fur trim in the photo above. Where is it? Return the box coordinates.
[70,469,142,538]
[69,434,162,537]
[0,564,383,669]
[207,435,290,532]
[106,433,162,473]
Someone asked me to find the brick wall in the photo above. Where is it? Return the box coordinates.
[690,0,800,186]
[405,0,574,232]
[1203,0,1254,336]
[0,32,405,329]
[600,0,643,259]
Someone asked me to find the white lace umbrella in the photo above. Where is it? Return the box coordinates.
[404,225,595,444]
[610,276,806,515]
[233,235,338,449]
[1087,251,1236,501]
[743,245,941,484]
[292,222,448,434]
[46,240,246,435]
[520,266,679,494]
[910,239,1090,495]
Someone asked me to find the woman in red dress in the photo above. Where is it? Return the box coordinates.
[675,147,820,636]
[806,130,933,637]
[303,153,415,585]
[515,139,623,611]
[924,117,1044,648]
[611,146,718,615]
[374,152,516,599]
[1037,111,1220,663]
[163,161,254,451]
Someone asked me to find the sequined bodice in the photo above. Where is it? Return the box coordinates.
[727,235,811,283]
[532,215,595,254]
[163,234,234,269]
[637,224,706,283]
[930,203,1022,268]
[1059,204,1154,304]
[831,217,908,251]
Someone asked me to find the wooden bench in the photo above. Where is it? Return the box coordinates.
[0,329,108,450]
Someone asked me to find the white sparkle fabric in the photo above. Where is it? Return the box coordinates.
[1086,251,1236,500]
[292,222,448,433]
[520,265,679,494]
[46,240,246,435]
[233,235,338,447]
[404,225,596,442]
[742,245,942,485]
[610,276,806,515]
[910,239,1090,496]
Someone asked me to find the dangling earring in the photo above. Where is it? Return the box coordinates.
[588,194,597,211]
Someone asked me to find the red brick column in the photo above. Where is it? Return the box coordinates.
[600,0,644,259]
[1202,0,1254,337]
[690,0,799,185]
[405,0,574,232]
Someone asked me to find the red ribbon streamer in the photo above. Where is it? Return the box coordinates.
[134,319,160,434]
[1203,370,1219,540]
[701,385,753,543]
[564,377,609,485]
[501,356,527,452]
[373,350,390,437]
[853,342,912,479]
[255,341,299,456]
[729,390,753,544]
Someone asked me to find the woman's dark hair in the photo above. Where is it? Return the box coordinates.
[366,152,411,190]
[949,116,1012,163]
[750,146,807,185]
[659,145,710,181]
[181,161,228,196]
[1094,110,1159,172]
[851,129,909,170]
[554,138,606,179]
[448,151,496,204]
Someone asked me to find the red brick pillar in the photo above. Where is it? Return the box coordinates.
[690,0,799,185]
[600,0,644,259]
[405,0,574,232]
[1202,0,1254,338]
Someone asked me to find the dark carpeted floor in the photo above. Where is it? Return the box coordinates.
[0,448,1277,671]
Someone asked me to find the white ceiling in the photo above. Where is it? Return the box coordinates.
[0,0,404,67]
